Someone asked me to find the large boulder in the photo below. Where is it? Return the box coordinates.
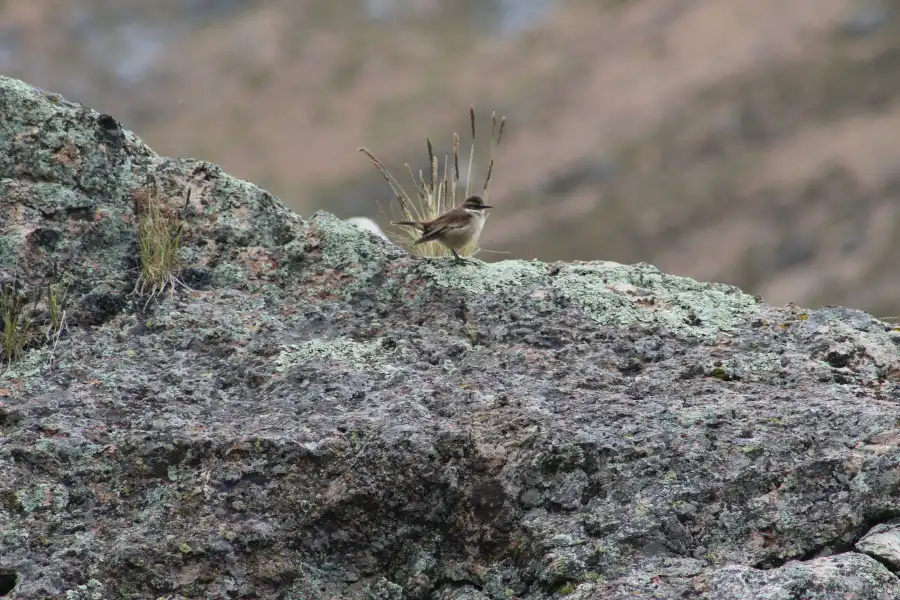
[1,75,899,600]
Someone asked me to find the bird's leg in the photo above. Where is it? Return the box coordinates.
[451,250,469,265]
[450,250,478,266]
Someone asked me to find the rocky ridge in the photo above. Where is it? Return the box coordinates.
[1,75,900,599]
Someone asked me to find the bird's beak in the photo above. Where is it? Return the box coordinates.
[482,204,493,209]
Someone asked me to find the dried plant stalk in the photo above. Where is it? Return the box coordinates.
[358,106,507,259]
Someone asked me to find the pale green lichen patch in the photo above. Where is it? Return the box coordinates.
[366,577,404,599]
[18,182,86,215]
[717,353,785,381]
[303,215,754,341]
[1,347,52,380]
[0,78,135,195]
[63,578,106,600]
[802,308,900,374]
[32,437,105,466]
[310,211,386,272]
[416,258,547,296]
[0,77,60,127]
[412,257,756,338]
[206,168,299,234]
[16,483,69,513]
[0,182,86,266]
[211,262,248,288]
[539,550,587,586]
[274,337,399,374]
[552,262,758,339]
[204,191,269,240]
[0,233,17,266]
[299,212,399,303]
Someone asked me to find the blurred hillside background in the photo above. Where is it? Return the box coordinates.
[5,0,900,316]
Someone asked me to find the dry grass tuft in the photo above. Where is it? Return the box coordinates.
[359,106,506,258]
[134,180,188,304]
[0,260,72,369]
[44,278,70,363]
[0,278,32,367]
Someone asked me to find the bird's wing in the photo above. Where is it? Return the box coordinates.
[414,209,469,244]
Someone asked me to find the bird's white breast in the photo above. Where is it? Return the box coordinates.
[441,210,486,250]
[465,209,486,238]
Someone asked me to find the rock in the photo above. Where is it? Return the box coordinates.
[366,577,404,599]
[61,580,108,600]
[0,570,20,598]
[2,74,900,599]
[856,521,900,572]
[707,553,900,599]
[432,586,490,600]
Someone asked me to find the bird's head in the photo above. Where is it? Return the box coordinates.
[462,195,493,211]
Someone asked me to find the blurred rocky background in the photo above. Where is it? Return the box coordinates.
[4,0,899,316]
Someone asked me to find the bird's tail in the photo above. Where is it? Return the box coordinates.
[390,220,424,230]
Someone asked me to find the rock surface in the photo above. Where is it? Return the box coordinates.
[856,521,900,572]
[1,75,900,600]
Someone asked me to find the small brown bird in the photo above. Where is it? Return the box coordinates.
[392,195,493,264]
